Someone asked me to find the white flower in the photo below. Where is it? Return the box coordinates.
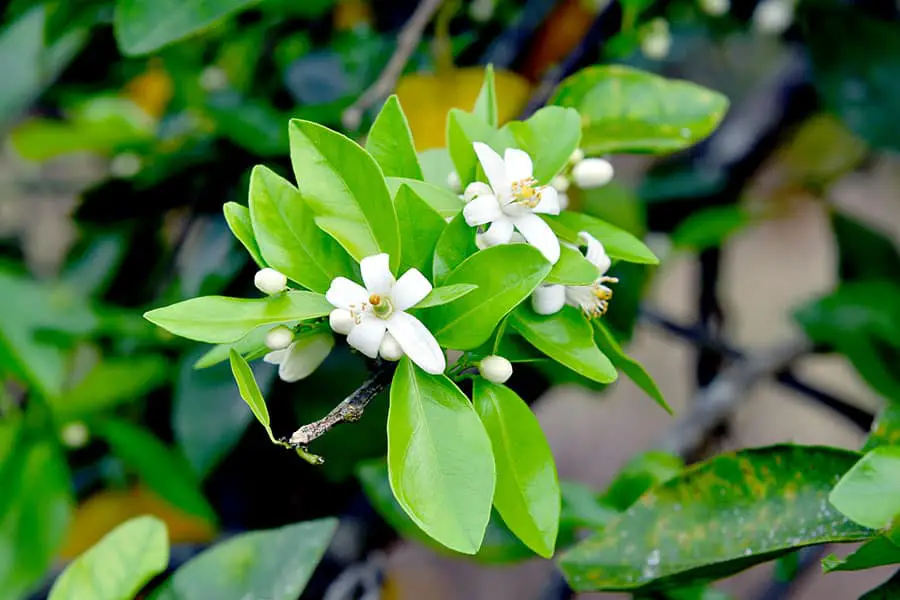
[569,148,585,164]
[447,170,462,193]
[326,254,446,374]
[110,153,142,178]
[254,268,287,295]
[572,158,614,189]
[264,331,334,382]
[329,309,355,335]
[469,0,496,22]
[753,0,793,34]
[61,422,89,449]
[641,19,671,60]
[378,333,404,361]
[463,143,561,264]
[199,66,229,91]
[699,0,730,16]
[479,355,513,383]
[265,325,294,350]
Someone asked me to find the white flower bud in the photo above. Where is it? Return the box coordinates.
[699,0,729,16]
[464,181,492,203]
[558,192,569,211]
[254,268,287,295]
[265,325,294,350]
[532,284,566,316]
[469,0,496,22]
[551,175,570,193]
[379,332,404,361]
[329,308,355,335]
[569,148,585,164]
[641,19,671,60]
[61,421,89,449]
[447,170,462,193]
[753,0,793,34]
[479,355,513,384]
[199,66,229,91]
[110,153,142,178]
[572,158,614,189]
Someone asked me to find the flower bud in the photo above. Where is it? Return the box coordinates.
[479,355,513,384]
[265,325,294,350]
[753,0,793,34]
[551,175,570,193]
[254,268,287,295]
[532,284,566,316]
[447,170,462,193]
[572,158,614,189]
[558,192,570,211]
[199,66,229,91]
[110,153,142,178]
[641,19,671,60]
[61,421,89,449]
[569,148,585,164]
[469,0,496,22]
[379,332,404,361]
[699,0,729,16]
[464,181,493,203]
[329,308,355,335]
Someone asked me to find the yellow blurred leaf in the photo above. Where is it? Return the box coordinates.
[59,486,216,560]
[396,68,531,150]
[775,114,868,186]
[124,61,173,119]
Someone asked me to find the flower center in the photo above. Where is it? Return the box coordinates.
[511,178,541,208]
[369,293,394,319]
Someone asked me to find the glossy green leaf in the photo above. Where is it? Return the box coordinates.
[447,109,509,187]
[830,446,900,529]
[113,0,258,56]
[94,419,216,524]
[559,445,872,592]
[504,106,582,184]
[144,291,332,344]
[387,358,495,554]
[418,148,456,188]
[473,380,560,558]
[394,184,446,275]
[424,245,552,350]
[387,177,463,218]
[672,205,752,252]
[601,450,683,511]
[822,536,900,573]
[545,245,598,286]
[365,95,423,179]
[192,326,269,370]
[49,516,168,600]
[548,211,659,264]
[223,202,266,268]
[289,119,399,269]
[861,571,900,600]
[593,322,671,413]
[416,284,478,309]
[229,350,279,445]
[510,306,616,384]
[150,519,337,600]
[550,65,729,155]
[473,64,498,128]
[864,403,900,452]
[432,212,478,285]
[207,95,289,157]
[249,165,356,293]
[832,211,900,283]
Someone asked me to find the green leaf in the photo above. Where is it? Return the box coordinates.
[228,350,280,446]
[143,291,332,344]
[432,212,478,285]
[150,519,337,600]
[671,205,752,252]
[94,419,216,524]
[550,65,729,155]
[113,0,258,56]
[289,119,399,269]
[593,322,671,413]
[447,109,507,187]
[831,211,900,283]
[830,446,900,529]
[548,211,659,264]
[424,245,552,350]
[559,445,872,592]
[545,245,599,286]
[473,64,498,128]
[387,358,495,554]
[822,536,900,573]
[223,202,266,268]
[861,571,900,600]
[510,306,617,384]
[365,95,423,180]
[601,450,683,511]
[192,326,269,370]
[248,165,356,293]
[416,284,478,309]
[504,106,582,184]
[864,403,900,452]
[387,177,463,218]
[560,481,618,531]
[394,184,447,275]
[49,516,169,600]
[418,148,456,187]
[473,380,560,558]
[207,95,289,157]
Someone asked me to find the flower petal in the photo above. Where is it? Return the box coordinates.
[513,213,561,264]
[277,333,335,382]
[386,312,446,374]
[326,277,369,310]
[533,185,560,215]
[360,253,394,295]
[504,148,533,182]
[532,284,566,315]
[347,316,387,359]
[463,194,503,226]
[392,268,432,311]
[578,231,611,274]
[263,347,289,365]
[473,142,510,196]
[481,217,514,247]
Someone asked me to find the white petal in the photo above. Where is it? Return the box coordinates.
[473,142,510,196]
[347,316,387,359]
[386,312,446,374]
[513,213,560,264]
[360,253,394,295]
[326,277,369,310]
[481,218,514,247]
[463,194,502,226]
[532,285,566,315]
[504,148,533,182]
[533,186,560,215]
[579,231,611,274]
[463,181,492,203]
[277,333,335,382]
[392,268,432,311]
[329,308,355,335]
[263,347,289,365]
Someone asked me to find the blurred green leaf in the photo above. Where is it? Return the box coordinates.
[601,450,683,511]
[366,95,423,180]
[548,211,659,265]
[45,0,112,44]
[593,322,670,413]
[830,446,900,529]
[864,403,900,453]
[49,516,169,600]
[504,106,582,184]
[394,185,447,276]
[831,211,900,283]
[149,518,337,600]
[671,205,752,252]
[559,481,618,532]
[207,94,289,157]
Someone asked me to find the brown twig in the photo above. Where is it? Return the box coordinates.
[341,0,445,131]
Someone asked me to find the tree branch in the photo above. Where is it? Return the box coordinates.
[341,0,445,130]
[287,362,397,448]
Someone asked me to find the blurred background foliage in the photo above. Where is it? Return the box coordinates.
[2,0,900,598]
